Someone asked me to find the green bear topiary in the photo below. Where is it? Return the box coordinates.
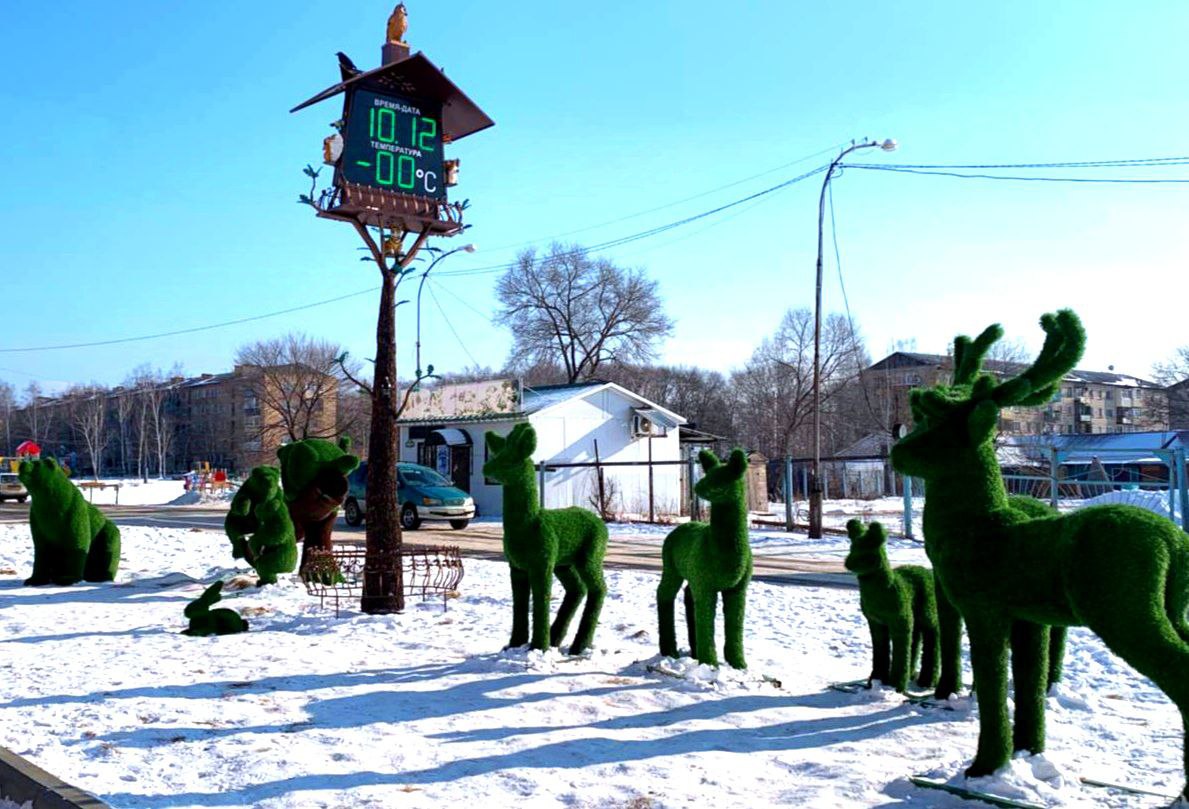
[182,581,249,636]
[932,494,1069,699]
[224,466,297,585]
[224,465,278,561]
[18,458,120,586]
[845,519,937,693]
[657,449,753,669]
[891,309,1189,797]
[482,423,608,654]
[277,437,359,571]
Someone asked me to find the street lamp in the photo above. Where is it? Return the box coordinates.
[808,138,896,539]
[415,243,477,378]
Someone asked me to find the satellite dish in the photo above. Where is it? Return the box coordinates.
[893,423,909,439]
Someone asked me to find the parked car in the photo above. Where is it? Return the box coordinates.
[344,461,475,530]
[0,472,27,503]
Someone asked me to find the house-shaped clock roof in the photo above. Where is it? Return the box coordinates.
[290,51,494,141]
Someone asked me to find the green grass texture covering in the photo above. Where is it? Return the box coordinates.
[891,309,1189,796]
[18,457,120,586]
[657,448,754,669]
[224,466,297,586]
[483,423,608,655]
[182,581,249,637]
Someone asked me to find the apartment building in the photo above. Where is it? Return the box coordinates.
[866,352,1167,436]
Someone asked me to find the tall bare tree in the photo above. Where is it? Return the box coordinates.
[1154,346,1189,385]
[64,385,110,480]
[496,244,674,383]
[19,382,56,447]
[235,333,352,445]
[0,381,14,456]
[730,308,864,459]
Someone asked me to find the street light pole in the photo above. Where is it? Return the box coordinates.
[808,138,896,539]
[415,243,476,378]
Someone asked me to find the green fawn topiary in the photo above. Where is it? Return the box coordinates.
[845,519,937,693]
[657,448,753,669]
[891,309,1189,797]
[18,458,120,586]
[182,581,249,636]
[482,423,608,655]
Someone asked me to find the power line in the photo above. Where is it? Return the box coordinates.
[0,287,379,353]
[426,284,482,369]
[841,164,1189,184]
[849,155,1189,170]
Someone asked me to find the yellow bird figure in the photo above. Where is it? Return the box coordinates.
[387,4,409,45]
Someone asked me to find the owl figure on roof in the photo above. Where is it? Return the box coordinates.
[387,4,409,46]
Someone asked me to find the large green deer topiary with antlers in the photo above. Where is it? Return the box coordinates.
[483,423,608,655]
[845,519,937,693]
[891,309,1189,797]
[657,449,753,669]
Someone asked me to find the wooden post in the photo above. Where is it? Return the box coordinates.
[783,456,794,532]
[593,439,607,520]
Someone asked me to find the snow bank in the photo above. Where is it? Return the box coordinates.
[0,523,1181,808]
[68,478,186,506]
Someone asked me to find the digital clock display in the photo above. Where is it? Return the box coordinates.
[340,89,446,200]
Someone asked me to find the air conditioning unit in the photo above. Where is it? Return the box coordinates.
[632,413,657,438]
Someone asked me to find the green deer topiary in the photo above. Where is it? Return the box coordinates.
[891,309,1189,797]
[932,494,1069,699]
[182,581,249,637]
[482,423,608,655]
[657,448,753,669]
[844,519,937,693]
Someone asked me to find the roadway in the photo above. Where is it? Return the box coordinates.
[0,502,855,589]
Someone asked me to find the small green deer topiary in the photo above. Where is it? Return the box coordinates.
[891,309,1189,797]
[657,448,753,669]
[845,519,937,693]
[182,581,249,637]
[482,423,608,655]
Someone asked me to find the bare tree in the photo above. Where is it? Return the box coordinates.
[235,333,352,445]
[64,385,110,480]
[602,363,735,443]
[19,382,56,447]
[496,243,674,383]
[0,381,14,456]
[1154,346,1189,385]
[730,309,864,459]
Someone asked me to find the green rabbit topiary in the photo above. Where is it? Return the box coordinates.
[891,309,1189,797]
[845,519,937,693]
[657,449,753,669]
[18,458,120,586]
[482,423,608,655]
[224,466,297,586]
[182,581,249,636]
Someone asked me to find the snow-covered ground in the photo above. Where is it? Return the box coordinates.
[0,523,1183,808]
[60,477,235,507]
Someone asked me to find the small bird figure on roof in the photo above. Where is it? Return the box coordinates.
[387,4,409,46]
[336,51,361,81]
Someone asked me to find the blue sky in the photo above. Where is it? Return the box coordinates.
[2,1,1186,394]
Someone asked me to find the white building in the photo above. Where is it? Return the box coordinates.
[398,380,687,518]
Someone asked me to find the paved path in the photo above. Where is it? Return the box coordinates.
[0,502,856,589]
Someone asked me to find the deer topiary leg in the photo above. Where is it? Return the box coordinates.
[917,624,939,689]
[683,585,697,658]
[1010,620,1048,755]
[656,568,683,658]
[550,565,586,647]
[966,615,1012,777]
[935,581,964,699]
[507,566,530,649]
[869,621,890,686]
[691,585,720,667]
[568,563,605,655]
[721,576,749,669]
[1046,626,1067,688]
[890,619,913,693]
[529,568,553,651]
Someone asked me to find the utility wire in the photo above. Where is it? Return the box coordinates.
[842,164,1189,184]
[426,284,482,368]
[0,287,379,353]
[849,156,1189,170]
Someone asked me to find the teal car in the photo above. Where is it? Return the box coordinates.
[344,461,475,530]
